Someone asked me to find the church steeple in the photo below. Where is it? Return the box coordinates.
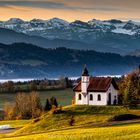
[82,65,89,76]
[81,65,90,93]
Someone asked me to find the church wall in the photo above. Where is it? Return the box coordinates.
[107,84,118,105]
[75,84,118,106]
[75,92,88,105]
[88,92,108,105]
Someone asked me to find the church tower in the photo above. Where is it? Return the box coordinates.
[81,65,90,93]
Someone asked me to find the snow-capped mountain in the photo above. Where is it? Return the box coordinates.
[1,18,140,55]
[1,18,140,39]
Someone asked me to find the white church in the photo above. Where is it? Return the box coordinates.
[73,66,119,106]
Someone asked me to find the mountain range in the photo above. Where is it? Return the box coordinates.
[0,43,139,79]
[1,18,140,55]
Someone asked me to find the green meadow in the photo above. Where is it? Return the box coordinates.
[1,105,140,140]
[2,123,140,140]
[0,88,74,108]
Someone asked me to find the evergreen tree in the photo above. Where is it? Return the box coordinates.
[44,99,51,111]
[50,97,58,107]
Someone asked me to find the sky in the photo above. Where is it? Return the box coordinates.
[0,0,140,21]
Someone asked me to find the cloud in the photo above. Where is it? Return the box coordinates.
[0,0,137,12]
[0,0,126,12]
[0,1,67,9]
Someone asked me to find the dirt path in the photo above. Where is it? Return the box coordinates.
[0,128,19,134]
[83,118,140,128]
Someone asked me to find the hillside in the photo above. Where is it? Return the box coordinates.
[1,18,140,55]
[0,28,90,50]
[4,123,140,140]
[0,43,140,78]
[16,106,127,134]
[1,105,140,140]
[3,123,140,140]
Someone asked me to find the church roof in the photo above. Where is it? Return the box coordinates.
[82,65,89,76]
[73,77,119,92]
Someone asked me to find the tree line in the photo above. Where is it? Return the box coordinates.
[4,92,61,120]
[118,67,140,107]
[0,77,73,93]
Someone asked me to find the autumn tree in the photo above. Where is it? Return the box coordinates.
[6,92,42,119]
[118,72,140,107]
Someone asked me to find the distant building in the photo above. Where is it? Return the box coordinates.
[73,66,119,105]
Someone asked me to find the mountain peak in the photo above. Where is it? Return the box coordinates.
[5,18,24,24]
[88,19,105,25]
[70,20,91,28]
[47,18,69,26]
[1,17,140,40]
[104,19,123,24]
[30,18,46,23]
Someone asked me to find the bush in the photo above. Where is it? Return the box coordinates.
[32,118,40,124]
[51,106,62,114]
[16,114,23,120]
[111,114,140,121]
[69,115,75,126]
[4,102,16,120]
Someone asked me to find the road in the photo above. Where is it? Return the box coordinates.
[0,128,19,134]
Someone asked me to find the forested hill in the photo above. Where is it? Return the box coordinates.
[0,43,139,78]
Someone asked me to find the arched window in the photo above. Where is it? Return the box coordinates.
[113,96,117,105]
[90,94,93,101]
[78,94,82,100]
[108,93,111,105]
[97,94,101,101]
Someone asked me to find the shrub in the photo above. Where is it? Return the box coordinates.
[32,118,40,124]
[111,114,140,121]
[69,115,75,126]
[16,114,23,120]
[4,102,16,120]
[51,106,62,114]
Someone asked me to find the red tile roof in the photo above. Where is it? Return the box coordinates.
[73,77,119,92]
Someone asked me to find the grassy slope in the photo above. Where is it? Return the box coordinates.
[10,106,140,134]
[2,123,140,140]
[1,105,140,139]
[0,120,30,128]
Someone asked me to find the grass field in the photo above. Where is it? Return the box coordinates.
[2,123,140,140]
[0,88,74,109]
[1,106,140,140]
[6,106,140,135]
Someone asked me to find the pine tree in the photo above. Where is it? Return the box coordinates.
[50,97,58,107]
[44,99,51,111]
